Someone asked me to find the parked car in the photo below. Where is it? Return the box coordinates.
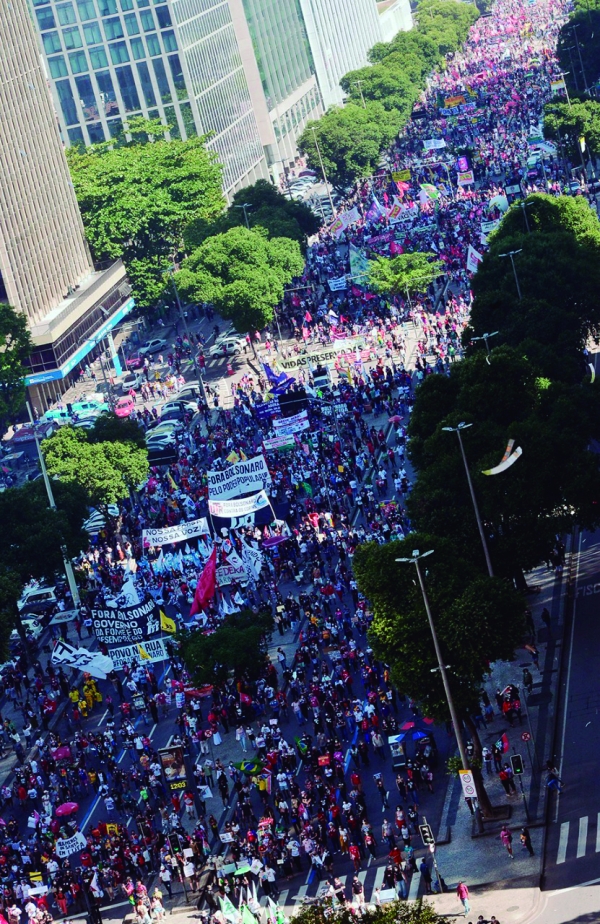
[161,399,198,416]
[177,384,202,402]
[17,585,57,615]
[208,335,244,358]
[139,338,168,357]
[126,353,144,370]
[114,396,135,418]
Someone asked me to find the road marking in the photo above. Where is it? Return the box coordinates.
[557,821,569,864]
[557,529,582,821]
[293,885,308,902]
[596,813,600,852]
[577,816,588,857]
[358,870,367,885]
[373,866,386,890]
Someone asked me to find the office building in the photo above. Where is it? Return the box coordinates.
[0,0,133,411]
[32,0,269,192]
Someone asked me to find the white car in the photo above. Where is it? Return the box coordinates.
[121,371,145,393]
[139,338,168,357]
[17,586,57,614]
[11,619,44,643]
[208,336,244,357]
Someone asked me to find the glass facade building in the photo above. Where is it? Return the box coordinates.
[32,0,269,191]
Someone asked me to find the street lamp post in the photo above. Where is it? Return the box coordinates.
[442,422,494,578]
[396,550,484,832]
[235,203,252,230]
[470,330,499,358]
[26,402,81,608]
[353,80,367,108]
[499,249,522,300]
[309,125,336,217]
[167,269,209,407]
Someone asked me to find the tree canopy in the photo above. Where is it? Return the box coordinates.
[292,899,440,924]
[66,135,224,310]
[544,98,600,162]
[88,412,146,449]
[176,226,304,333]
[368,252,443,298]
[466,193,600,381]
[179,608,274,686]
[0,304,32,426]
[556,2,600,96]
[42,426,148,507]
[184,180,321,250]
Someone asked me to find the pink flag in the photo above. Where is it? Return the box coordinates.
[190,547,217,616]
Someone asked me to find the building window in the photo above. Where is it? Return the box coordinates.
[56,2,76,23]
[115,65,141,111]
[120,0,134,8]
[104,16,124,38]
[48,55,68,78]
[180,101,196,137]
[124,12,139,34]
[95,70,119,114]
[89,46,109,67]
[136,61,156,106]
[76,0,96,18]
[42,31,62,53]
[136,0,150,8]
[69,50,89,72]
[155,4,170,27]
[56,79,79,124]
[107,118,123,137]
[162,29,176,52]
[139,8,154,30]
[87,122,105,142]
[151,57,171,101]
[164,108,180,138]
[36,7,56,29]
[109,41,130,63]
[83,21,102,43]
[146,33,160,55]
[130,37,145,59]
[168,53,185,94]
[63,26,83,48]
[75,74,99,119]
[68,126,85,145]
[97,0,117,14]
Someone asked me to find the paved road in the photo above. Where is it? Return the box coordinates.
[542,528,600,890]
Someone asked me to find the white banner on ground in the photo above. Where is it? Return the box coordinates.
[207,454,271,500]
[51,641,114,679]
[208,491,270,519]
[56,832,87,858]
[328,276,348,291]
[423,138,447,150]
[109,638,170,671]
[143,517,209,547]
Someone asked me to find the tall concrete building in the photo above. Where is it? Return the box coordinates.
[31,0,269,192]
[0,0,133,411]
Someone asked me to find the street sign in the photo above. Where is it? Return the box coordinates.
[521,731,531,742]
[458,769,477,799]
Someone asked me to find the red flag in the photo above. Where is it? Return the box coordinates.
[304,311,312,322]
[190,547,217,616]
[495,732,510,753]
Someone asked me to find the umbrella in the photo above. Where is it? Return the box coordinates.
[233,865,252,876]
[412,730,428,741]
[51,746,72,761]
[55,802,79,817]
[388,415,403,423]
[400,721,415,730]
[262,536,287,548]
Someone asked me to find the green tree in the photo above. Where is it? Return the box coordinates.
[42,426,149,508]
[417,0,479,55]
[298,103,400,190]
[184,180,321,250]
[176,226,304,333]
[179,608,274,686]
[556,6,600,95]
[66,135,224,310]
[0,304,33,426]
[544,98,600,161]
[89,412,146,449]
[353,533,525,814]
[340,64,420,116]
[368,252,444,298]
[466,193,600,381]
[292,899,441,924]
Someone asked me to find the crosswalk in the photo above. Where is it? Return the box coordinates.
[556,814,600,864]
[257,864,409,911]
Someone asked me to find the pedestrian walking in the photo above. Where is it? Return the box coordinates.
[419,859,432,894]
[499,825,514,858]
[520,826,534,856]
[457,880,470,915]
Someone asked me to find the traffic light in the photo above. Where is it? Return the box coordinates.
[510,754,524,775]
[168,833,182,854]
[419,823,435,846]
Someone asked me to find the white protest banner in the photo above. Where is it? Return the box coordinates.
[209,491,270,519]
[109,638,170,671]
[481,219,500,234]
[263,434,296,451]
[208,454,271,500]
[91,597,160,645]
[143,517,209,547]
[56,832,87,858]
[423,138,447,150]
[51,641,114,679]
[466,245,483,273]
[328,276,348,292]
[328,206,360,239]
[217,550,247,586]
[273,410,309,436]
[457,170,475,186]
[551,77,566,92]
[240,538,263,581]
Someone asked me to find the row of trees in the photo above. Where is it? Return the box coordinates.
[297,0,480,189]
[556,0,600,98]
[354,193,600,813]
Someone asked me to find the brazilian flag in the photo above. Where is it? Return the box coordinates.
[234,758,265,775]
